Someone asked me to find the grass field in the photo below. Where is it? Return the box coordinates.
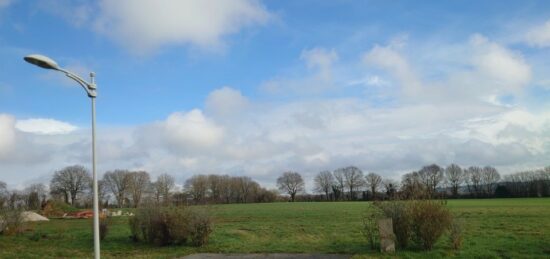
[1,198,549,258]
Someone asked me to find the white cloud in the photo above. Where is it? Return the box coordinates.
[205,87,249,118]
[0,114,16,156]
[94,0,271,54]
[469,34,531,92]
[525,20,550,48]
[363,44,422,96]
[162,109,224,151]
[15,118,78,135]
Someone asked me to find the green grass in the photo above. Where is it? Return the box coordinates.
[1,198,549,258]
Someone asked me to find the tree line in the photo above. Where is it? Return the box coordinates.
[1,163,549,209]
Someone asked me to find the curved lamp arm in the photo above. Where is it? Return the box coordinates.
[58,68,97,98]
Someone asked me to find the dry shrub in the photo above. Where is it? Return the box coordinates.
[409,200,452,250]
[362,204,383,249]
[41,200,78,218]
[374,201,412,249]
[0,207,25,235]
[99,217,110,241]
[187,208,213,246]
[129,206,212,247]
[449,218,464,250]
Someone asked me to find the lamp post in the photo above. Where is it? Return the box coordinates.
[24,54,100,259]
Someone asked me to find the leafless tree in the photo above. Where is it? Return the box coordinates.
[219,175,233,203]
[276,171,304,202]
[465,166,483,197]
[445,164,463,198]
[185,175,209,203]
[400,171,424,199]
[341,166,365,200]
[382,179,399,199]
[154,173,175,204]
[103,169,131,208]
[365,172,382,200]
[0,181,8,207]
[207,174,223,202]
[127,171,151,208]
[50,165,91,206]
[313,171,334,200]
[418,164,444,198]
[236,176,257,203]
[333,169,346,200]
[482,166,500,196]
[24,183,47,210]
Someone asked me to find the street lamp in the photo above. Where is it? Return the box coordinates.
[24,54,100,259]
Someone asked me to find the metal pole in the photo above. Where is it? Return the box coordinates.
[90,73,100,259]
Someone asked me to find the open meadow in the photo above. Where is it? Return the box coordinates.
[1,198,549,258]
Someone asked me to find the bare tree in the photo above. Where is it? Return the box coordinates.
[24,183,47,210]
[219,175,233,203]
[342,166,365,200]
[103,169,131,208]
[333,169,345,200]
[0,181,8,207]
[236,176,257,203]
[365,172,382,200]
[127,171,151,208]
[154,173,175,204]
[466,166,482,197]
[207,174,223,202]
[400,171,424,199]
[445,164,463,198]
[276,171,304,202]
[313,171,334,200]
[50,165,91,206]
[382,179,399,199]
[184,175,209,204]
[418,164,444,198]
[482,166,500,196]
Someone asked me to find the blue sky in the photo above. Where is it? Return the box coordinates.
[1,0,550,189]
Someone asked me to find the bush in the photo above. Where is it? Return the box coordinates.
[0,207,25,236]
[374,201,412,249]
[408,200,452,250]
[129,205,212,247]
[362,204,383,249]
[41,200,78,218]
[187,208,213,246]
[99,217,110,241]
[449,218,464,250]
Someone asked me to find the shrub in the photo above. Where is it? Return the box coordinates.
[0,207,25,236]
[374,201,412,249]
[408,200,452,250]
[362,204,383,249]
[99,217,110,241]
[41,200,78,218]
[129,205,212,247]
[187,208,213,246]
[449,218,464,250]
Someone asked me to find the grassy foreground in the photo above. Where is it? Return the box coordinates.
[1,198,549,258]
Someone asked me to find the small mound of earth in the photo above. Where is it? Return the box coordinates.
[21,211,49,222]
[182,254,350,259]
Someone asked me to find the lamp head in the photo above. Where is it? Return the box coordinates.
[24,54,60,70]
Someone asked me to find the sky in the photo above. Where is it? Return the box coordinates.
[1,0,550,190]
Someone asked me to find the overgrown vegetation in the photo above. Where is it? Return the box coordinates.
[364,199,454,251]
[129,205,212,247]
[408,200,452,250]
[0,207,25,235]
